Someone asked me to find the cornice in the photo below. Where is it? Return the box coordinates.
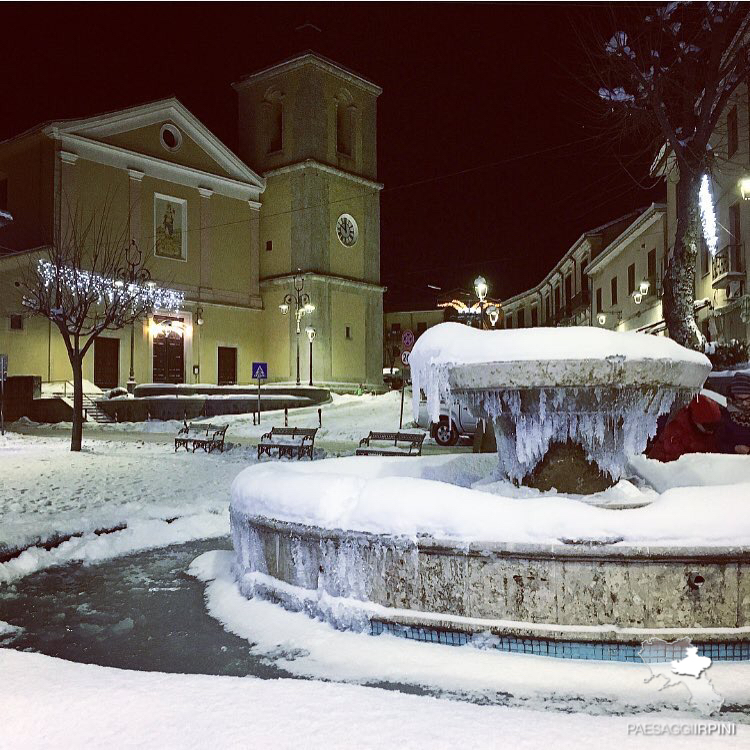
[260,271,385,294]
[264,159,383,191]
[234,52,382,97]
[55,134,263,203]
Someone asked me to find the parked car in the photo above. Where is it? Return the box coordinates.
[416,392,479,446]
[383,367,404,390]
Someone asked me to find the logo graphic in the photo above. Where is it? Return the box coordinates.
[639,638,723,715]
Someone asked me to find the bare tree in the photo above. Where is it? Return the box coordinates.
[19,202,182,451]
[591,2,750,349]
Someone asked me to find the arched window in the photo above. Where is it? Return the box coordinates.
[263,87,284,154]
[336,89,355,157]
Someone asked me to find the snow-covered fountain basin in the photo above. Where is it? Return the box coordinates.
[410,324,712,492]
[230,454,750,652]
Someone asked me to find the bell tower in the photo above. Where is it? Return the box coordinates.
[234,53,384,389]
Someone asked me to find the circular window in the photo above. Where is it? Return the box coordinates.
[336,213,358,247]
[160,124,182,152]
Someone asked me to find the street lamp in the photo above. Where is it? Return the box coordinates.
[279,269,315,386]
[306,326,316,386]
[473,275,489,329]
[118,240,150,393]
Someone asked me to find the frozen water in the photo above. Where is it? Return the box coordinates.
[465,385,680,482]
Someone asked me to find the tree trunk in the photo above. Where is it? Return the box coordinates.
[663,167,702,351]
[71,351,84,452]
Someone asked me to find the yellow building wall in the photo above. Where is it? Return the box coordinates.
[259,174,291,278]
[97,122,232,177]
[194,305,263,384]
[260,289,291,383]
[331,290,365,381]
[210,194,253,294]
[74,160,131,257]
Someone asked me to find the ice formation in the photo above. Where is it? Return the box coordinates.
[410,323,711,483]
[468,385,678,482]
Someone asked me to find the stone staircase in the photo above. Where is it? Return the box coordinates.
[82,394,115,424]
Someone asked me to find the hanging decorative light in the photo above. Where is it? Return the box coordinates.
[699,174,718,256]
[35,259,184,312]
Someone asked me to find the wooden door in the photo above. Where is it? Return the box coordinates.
[217,347,237,385]
[94,337,120,389]
[152,319,184,384]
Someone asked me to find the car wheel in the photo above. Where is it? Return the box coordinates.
[434,418,459,447]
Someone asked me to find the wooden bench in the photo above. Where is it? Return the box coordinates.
[175,422,229,453]
[356,431,425,457]
[257,426,317,460]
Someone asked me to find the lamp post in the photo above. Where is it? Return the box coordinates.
[118,240,150,393]
[306,326,316,386]
[279,269,315,386]
[474,275,488,329]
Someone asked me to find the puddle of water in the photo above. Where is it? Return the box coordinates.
[0,538,293,679]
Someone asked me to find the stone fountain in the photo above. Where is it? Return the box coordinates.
[229,324,750,661]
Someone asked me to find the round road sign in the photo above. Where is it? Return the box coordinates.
[401,329,415,350]
[400,350,411,367]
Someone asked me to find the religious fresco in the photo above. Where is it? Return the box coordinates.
[154,195,186,260]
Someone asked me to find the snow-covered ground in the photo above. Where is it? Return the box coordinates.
[2,649,746,750]
[0,391,421,582]
[0,434,243,582]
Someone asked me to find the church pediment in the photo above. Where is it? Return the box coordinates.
[48,98,265,191]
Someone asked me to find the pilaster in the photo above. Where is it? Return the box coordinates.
[60,151,78,239]
[198,187,213,291]
[127,169,144,250]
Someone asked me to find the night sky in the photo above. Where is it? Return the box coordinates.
[1,3,663,311]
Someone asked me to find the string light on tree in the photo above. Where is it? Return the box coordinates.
[32,260,184,312]
[699,174,718,256]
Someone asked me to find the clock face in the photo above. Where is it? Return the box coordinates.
[336,214,358,247]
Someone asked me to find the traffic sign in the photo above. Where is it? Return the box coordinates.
[401,329,415,351]
[252,362,268,380]
[400,350,410,367]
[0,353,6,382]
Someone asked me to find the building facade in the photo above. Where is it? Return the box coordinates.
[0,53,385,392]
[501,211,644,330]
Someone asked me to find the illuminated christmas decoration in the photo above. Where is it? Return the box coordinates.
[699,174,718,256]
[34,259,184,312]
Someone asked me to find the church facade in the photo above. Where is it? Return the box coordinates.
[0,53,384,391]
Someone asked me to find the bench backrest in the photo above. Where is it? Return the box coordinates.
[182,423,228,437]
[269,426,318,438]
[367,431,424,445]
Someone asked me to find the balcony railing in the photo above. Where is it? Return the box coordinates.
[553,301,573,326]
[569,290,590,316]
[712,243,745,289]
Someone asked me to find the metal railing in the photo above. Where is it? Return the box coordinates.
[712,243,745,287]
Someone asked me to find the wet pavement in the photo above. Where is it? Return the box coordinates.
[0,538,293,678]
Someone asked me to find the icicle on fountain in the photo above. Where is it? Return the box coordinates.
[411,323,712,494]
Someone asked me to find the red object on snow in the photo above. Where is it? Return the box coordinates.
[647,395,721,463]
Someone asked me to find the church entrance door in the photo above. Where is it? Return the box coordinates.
[152,317,185,384]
